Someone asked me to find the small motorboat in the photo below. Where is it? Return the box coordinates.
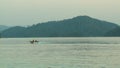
[30,40,39,44]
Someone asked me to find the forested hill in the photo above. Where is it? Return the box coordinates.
[0,25,9,32]
[105,27,120,36]
[1,16,119,37]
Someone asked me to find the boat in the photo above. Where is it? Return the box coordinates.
[30,40,39,44]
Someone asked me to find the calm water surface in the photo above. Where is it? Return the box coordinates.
[0,37,120,68]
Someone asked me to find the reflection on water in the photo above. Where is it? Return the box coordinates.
[0,37,120,68]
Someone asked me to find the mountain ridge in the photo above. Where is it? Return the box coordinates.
[1,16,120,37]
[0,25,10,32]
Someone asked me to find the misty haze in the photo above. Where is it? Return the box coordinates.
[0,0,120,68]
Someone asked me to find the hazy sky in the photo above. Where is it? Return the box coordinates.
[0,0,120,26]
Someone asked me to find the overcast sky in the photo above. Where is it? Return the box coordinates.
[0,0,120,26]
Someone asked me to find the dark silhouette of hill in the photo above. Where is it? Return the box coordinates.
[1,26,27,37]
[1,16,119,37]
[0,25,9,32]
[105,27,120,36]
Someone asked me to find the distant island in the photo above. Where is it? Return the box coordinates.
[1,16,120,38]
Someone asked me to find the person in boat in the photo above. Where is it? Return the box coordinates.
[34,40,39,43]
[30,40,39,44]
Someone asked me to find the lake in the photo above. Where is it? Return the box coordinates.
[0,37,120,68]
